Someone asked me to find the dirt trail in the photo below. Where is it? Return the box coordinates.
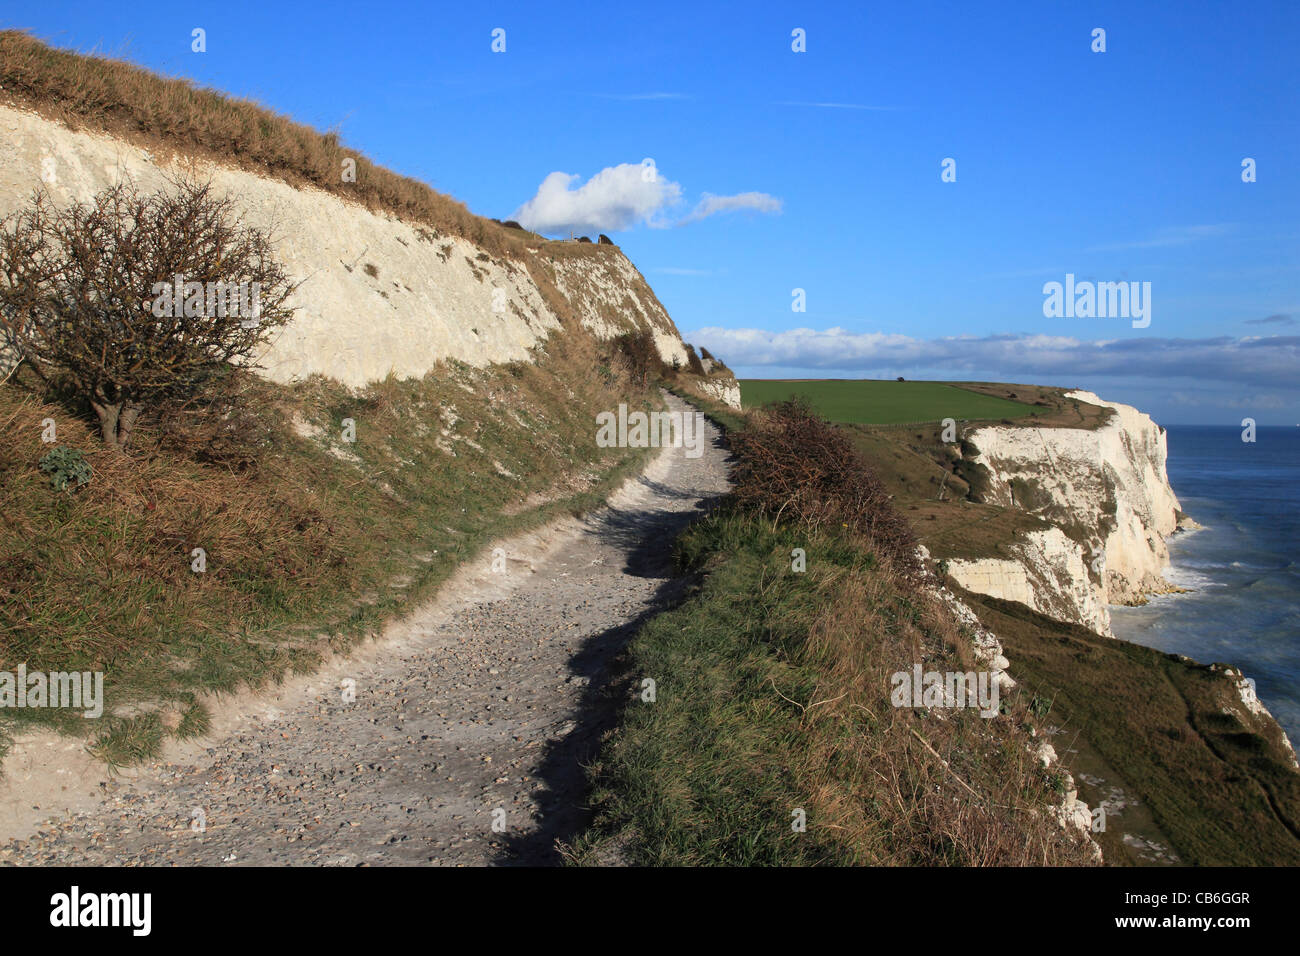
[0,393,730,866]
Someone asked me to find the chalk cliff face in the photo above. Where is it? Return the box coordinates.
[0,103,735,400]
[945,391,1182,636]
[695,377,742,409]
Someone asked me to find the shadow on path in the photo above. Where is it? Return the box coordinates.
[494,422,731,865]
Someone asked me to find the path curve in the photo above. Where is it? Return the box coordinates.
[1,393,730,866]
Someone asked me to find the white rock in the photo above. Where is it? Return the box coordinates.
[946,391,1183,636]
[0,103,690,387]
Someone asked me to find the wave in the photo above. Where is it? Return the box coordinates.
[1165,565,1221,589]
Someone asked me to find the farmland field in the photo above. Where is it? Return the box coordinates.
[738,379,1038,424]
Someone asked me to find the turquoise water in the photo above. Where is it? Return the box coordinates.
[1110,426,1300,742]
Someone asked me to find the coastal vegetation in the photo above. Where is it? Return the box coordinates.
[575,387,1300,866]
[738,378,1038,425]
[572,394,1098,866]
[0,330,662,767]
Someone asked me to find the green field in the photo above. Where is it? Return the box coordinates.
[739,379,1037,424]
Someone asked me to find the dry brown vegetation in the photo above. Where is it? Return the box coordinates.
[0,30,606,262]
[731,397,920,576]
[574,397,1097,865]
[0,327,659,766]
[0,175,295,451]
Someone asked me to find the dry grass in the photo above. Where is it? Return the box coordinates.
[0,30,615,262]
[0,327,657,767]
[572,400,1097,866]
[963,588,1300,865]
[731,397,921,576]
[572,511,1096,866]
[788,565,1084,865]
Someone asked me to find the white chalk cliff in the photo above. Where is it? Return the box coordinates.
[0,102,741,406]
[945,390,1183,637]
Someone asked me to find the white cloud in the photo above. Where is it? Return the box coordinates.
[1087,224,1231,252]
[513,164,682,236]
[513,164,781,236]
[684,326,1300,388]
[678,191,782,226]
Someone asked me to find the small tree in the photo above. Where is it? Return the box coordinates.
[683,343,706,377]
[0,176,295,451]
[611,328,664,391]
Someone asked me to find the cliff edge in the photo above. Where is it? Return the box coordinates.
[946,390,1183,636]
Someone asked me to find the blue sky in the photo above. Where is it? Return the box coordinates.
[4,0,1298,423]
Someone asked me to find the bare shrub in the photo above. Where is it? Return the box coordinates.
[683,343,706,377]
[730,398,920,575]
[0,176,295,451]
[610,328,665,390]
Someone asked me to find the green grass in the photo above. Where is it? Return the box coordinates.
[739,379,1038,424]
[571,510,1096,866]
[0,333,656,768]
[959,590,1300,865]
[572,401,1097,867]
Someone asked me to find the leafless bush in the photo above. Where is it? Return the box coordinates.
[610,328,665,390]
[730,398,920,575]
[683,343,706,377]
[0,175,295,451]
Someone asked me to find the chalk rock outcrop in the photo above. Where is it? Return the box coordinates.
[945,391,1181,636]
[695,375,742,410]
[0,102,690,386]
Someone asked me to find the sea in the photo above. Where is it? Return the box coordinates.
[1110,425,1300,744]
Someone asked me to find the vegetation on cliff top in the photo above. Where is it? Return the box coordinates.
[573,399,1097,865]
[963,589,1300,866]
[739,378,1118,428]
[0,30,585,261]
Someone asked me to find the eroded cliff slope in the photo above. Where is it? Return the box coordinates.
[945,390,1184,636]
[0,102,727,391]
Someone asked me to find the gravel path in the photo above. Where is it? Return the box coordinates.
[0,394,730,866]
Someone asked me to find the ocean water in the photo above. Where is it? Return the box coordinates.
[1110,426,1300,744]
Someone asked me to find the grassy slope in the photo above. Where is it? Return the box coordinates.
[578,389,1300,866]
[573,513,1095,866]
[573,404,1096,867]
[738,379,1038,424]
[960,590,1300,865]
[835,386,1112,562]
[825,388,1300,864]
[0,333,656,767]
